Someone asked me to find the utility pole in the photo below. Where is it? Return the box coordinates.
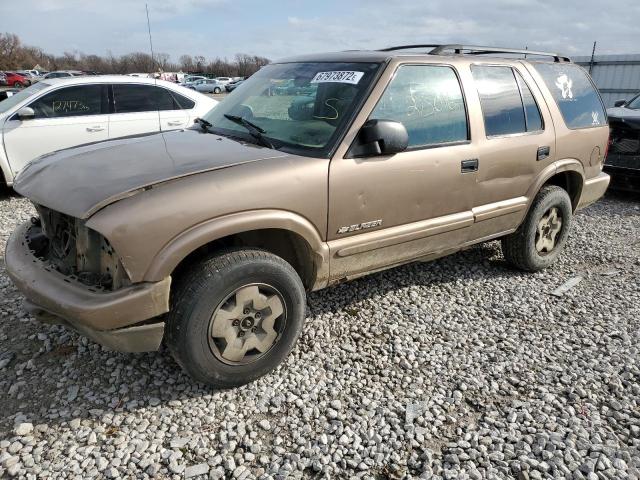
[589,41,597,74]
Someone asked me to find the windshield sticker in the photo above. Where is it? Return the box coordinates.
[555,74,573,100]
[311,71,364,85]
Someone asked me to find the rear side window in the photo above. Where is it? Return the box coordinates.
[28,85,107,118]
[369,65,468,148]
[534,63,606,129]
[172,92,195,109]
[472,65,543,137]
[113,84,176,113]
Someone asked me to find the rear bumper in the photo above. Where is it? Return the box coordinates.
[604,164,640,193]
[577,172,610,210]
[5,222,171,352]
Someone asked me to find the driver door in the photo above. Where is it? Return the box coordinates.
[327,64,477,281]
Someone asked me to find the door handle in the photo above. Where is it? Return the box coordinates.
[167,120,183,126]
[537,146,550,161]
[86,126,105,132]
[461,158,479,173]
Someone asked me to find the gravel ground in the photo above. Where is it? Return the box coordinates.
[0,192,639,480]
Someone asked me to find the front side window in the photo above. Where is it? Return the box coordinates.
[113,84,175,113]
[533,63,606,129]
[369,64,468,148]
[201,62,381,157]
[0,81,49,114]
[27,85,106,119]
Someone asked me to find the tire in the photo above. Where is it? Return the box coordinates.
[165,249,306,388]
[13,81,23,88]
[214,87,221,94]
[501,185,572,272]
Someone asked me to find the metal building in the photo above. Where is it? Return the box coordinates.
[573,54,640,107]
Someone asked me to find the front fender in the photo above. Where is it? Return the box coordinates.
[143,209,330,289]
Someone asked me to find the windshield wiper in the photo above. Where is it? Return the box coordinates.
[223,114,275,149]
[194,117,213,132]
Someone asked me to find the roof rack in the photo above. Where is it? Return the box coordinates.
[379,44,571,63]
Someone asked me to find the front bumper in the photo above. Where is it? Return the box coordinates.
[577,172,610,210]
[5,222,171,352]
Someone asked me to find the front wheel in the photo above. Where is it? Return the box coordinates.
[501,185,573,272]
[213,87,222,94]
[165,249,306,388]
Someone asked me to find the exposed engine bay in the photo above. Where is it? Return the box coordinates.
[25,204,129,291]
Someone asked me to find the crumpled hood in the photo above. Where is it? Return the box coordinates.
[14,129,288,219]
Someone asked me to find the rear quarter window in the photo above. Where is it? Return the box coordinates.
[534,63,606,129]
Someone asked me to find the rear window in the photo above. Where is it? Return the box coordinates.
[534,63,606,129]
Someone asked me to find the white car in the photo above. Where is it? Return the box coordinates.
[0,76,218,186]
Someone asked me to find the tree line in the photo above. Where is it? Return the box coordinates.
[0,32,270,76]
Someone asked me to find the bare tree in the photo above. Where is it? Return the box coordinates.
[0,32,270,77]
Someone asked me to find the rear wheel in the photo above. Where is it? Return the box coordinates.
[165,249,306,387]
[213,87,222,94]
[501,185,573,271]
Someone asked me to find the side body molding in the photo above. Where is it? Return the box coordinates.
[143,209,330,290]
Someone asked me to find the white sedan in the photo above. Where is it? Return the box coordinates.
[0,75,218,186]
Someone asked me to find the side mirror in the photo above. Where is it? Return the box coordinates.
[348,119,409,158]
[614,100,626,107]
[16,107,35,121]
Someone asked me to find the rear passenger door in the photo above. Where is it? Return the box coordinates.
[467,64,555,237]
[158,89,192,131]
[110,84,162,138]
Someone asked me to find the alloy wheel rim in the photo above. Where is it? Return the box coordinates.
[535,207,563,255]
[208,283,286,365]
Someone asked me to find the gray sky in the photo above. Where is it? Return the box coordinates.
[2,0,639,61]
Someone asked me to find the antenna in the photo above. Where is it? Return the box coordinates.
[145,4,156,75]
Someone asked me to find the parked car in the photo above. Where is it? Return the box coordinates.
[225,79,244,92]
[179,75,207,87]
[43,71,83,80]
[17,71,43,83]
[0,75,217,184]
[5,45,610,388]
[190,78,225,94]
[0,72,6,85]
[2,72,30,88]
[605,93,640,192]
[215,77,233,85]
[0,88,21,102]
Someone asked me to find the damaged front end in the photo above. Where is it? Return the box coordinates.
[5,205,171,352]
[605,116,640,192]
[28,204,130,292]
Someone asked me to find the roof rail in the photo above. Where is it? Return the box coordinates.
[378,44,441,52]
[430,45,571,62]
[379,44,571,63]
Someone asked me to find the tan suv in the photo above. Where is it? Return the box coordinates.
[6,45,610,387]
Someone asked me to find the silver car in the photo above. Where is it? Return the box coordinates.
[190,78,225,94]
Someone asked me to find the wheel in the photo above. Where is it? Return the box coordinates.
[501,185,572,272]
[214,87,221,94]
[13,81,23,88]
[165,249,306,387]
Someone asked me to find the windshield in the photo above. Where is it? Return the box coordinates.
[0,82,49,114]
[627,94,640,109]
[201,61,381,156]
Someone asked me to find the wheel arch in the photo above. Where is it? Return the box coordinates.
[144,209,330,291]
[529,159,585,212]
